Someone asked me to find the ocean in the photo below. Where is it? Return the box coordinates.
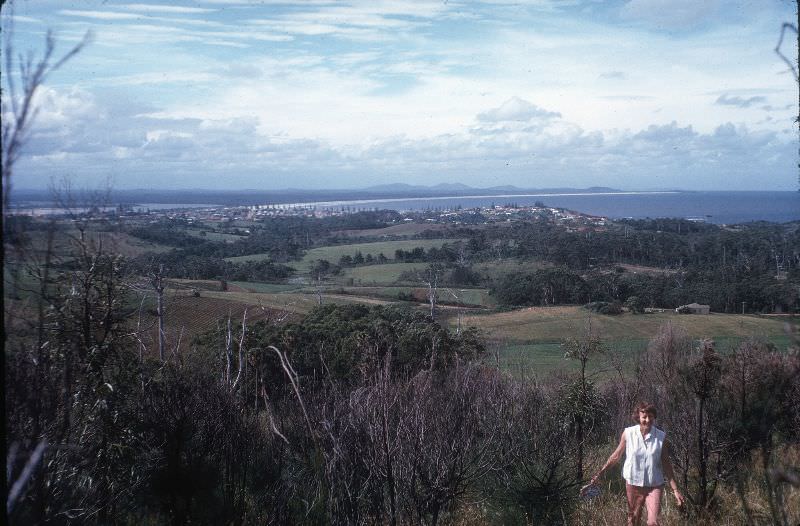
[283,191,799,225]
[10,191,799,224]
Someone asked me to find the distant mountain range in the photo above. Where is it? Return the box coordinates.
[11,184,629,206]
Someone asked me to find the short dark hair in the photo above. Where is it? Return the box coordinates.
[633,402,657,421]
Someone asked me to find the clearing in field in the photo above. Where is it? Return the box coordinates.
[464,306,792,343]
[334,222,450,238]
[21,228,172,259]
[464,306,796,376]
[336,262,429,285]
[134,293,298,355]
[297,238,466,271]
[184,228,246,243]
[226,238,465,270]
[327,285,492,307]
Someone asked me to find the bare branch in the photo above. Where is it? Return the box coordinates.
[2,10,92,211]
[775,23,799,83]
[231,308,248,391]
[7,440,48,513]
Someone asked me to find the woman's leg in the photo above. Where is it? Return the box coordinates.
[644,486,663,526]
[626,484,646,526]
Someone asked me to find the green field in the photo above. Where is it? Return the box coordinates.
[336,262,429,285]
[225,238,465,270]
[462,306,791,343]
[185,228,245,243]
[200,289,385,313]
[461,306,796,376]
[443,288,495,307]
[229,281,303,293]
[297,238,466,271]
[336,222,450,238]
[137,280,798,373]
[492,340,649,377]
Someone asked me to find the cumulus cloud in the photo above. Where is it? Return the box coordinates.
[14,84,796,190]
[715,94,767,108]
[477,97,561,123]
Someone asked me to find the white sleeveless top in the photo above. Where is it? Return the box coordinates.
[622,425,665,487]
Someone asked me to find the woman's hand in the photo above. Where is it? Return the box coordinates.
[580,475,599,496]
[672,488,684,507]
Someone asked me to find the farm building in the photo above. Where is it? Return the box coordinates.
[676,303,710,314]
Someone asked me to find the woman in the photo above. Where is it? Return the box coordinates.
[581,402,684,526]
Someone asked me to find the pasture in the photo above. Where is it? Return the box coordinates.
[463,306,796,375]
[225,238,465,270]
[336,262,429,285]
[19,228,172,260]
[184,228,246,243]
[462,306,791,343]
[334,222,450,238]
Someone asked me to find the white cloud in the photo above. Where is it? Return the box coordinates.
[16,84,796,190]
[118,4,216,14]
[6,0,796,190]
[59,10,143,21]
[477,97,561,123]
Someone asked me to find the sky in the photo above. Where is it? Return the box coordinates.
[2,0,798,191]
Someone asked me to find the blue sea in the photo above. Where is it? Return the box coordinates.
[288,191,799,225]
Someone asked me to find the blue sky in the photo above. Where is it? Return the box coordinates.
[2,0,798,191]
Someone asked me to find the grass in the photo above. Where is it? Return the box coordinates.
[461,306,796,377]
[335,222,450,238]
[462,307,793,344]
[567,444,800,526]
[184,228,244,243]
[130,292,298,355]
[225,238,465,270]
[448,288,495,308]
[229,281,303,293]
[336,262,430,285]
[19,228,172,259]
[199,289,392,313]
[491,340,650,377]
[297,238,466,271]
[474,258,550,280]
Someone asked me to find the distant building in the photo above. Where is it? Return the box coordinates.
[676,303,710,314]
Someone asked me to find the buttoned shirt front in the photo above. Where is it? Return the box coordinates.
[622,424,665,487]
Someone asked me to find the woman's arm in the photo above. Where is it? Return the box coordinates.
[662,440,685,507]
[581,431,625,494]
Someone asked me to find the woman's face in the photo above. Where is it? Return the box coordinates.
[638,410,654,431]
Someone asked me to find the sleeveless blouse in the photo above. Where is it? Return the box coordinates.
[622,424,665,487]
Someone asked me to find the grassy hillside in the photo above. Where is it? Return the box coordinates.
[462,306,791,343]
[464,306,796,376]
[336,262,429,285]
[225,238,465,270]
[334,222,450,238]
